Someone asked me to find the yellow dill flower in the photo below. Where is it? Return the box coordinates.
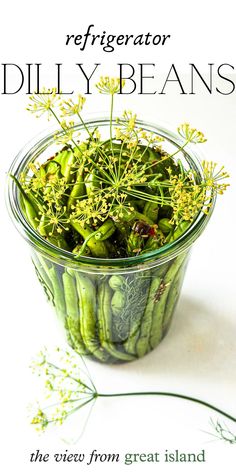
[202,161,230,194]
[60,94,86,116]
[96,76,125,95]
[31,408,48,431]
[178,123,207,144]
[30,347,97,432]
[54,120,81,145]
[27,87,59,119]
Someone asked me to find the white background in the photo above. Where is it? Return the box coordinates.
[0,0,236,470]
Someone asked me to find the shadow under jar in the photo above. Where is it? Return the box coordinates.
[6,119,215,364]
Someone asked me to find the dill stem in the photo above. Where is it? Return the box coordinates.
[168,138,191,160]
[50,108,83,155]
[77,112,93,138]
[46,361,94,393]
[118,139,125,180]
[97,392,236,423]
[110,94,114,160]
[76,230,100,256]
[76,113,116,183]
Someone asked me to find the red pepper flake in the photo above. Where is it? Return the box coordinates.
[149,227,156,237]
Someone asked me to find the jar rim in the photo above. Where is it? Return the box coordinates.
[6,117,215,271]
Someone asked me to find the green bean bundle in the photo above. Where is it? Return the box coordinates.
[10,77,229,363]
[31,250,188,363]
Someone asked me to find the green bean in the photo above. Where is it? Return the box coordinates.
[133,263,169,357]
[67,171,85,210]
[169,221,191,242]
[37,251,52,270]
[22,195,38,230]
[136,144,157,163]
[50,150,70,178]
[161,270,181,335]
[72,244,91,256]
[47,235,70,251]
[85,170,100,197]
[62,272,79,318]
[67,317,87,352]
[11,174,43,211]
[33,254,53,293]
[37,214,49,236]
[124,265,168,356]
[110,284,129,342]
[102,141,123,153]
[31,258,55,309]
[162,256,188,333]
[61,150,75,183]
[149,150,178,178]
[62,272,88,354]
[45,161,59,174]
[111,290,126,315]
[128,210,154,225]
[94,219,116,241]
[97,281,135,361]
[112,206,154,225]
[149,253,186,349]
[124,276,151,355]
[135,200,146,211]
[113,220,129,241]
[109,275,125,291]
[75,272,110,362]
[10,175,40,228]
[48,266,66,322]
[71,221,109,257]
[103,239,116,257]
[144,201,159,222]
[158,218,173,234]
[136,276,162,358]
[124,325,140,356]
[53,149,69,166]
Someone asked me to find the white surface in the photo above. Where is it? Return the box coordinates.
[0,1,236,470]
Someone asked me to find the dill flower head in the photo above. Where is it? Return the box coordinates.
[169,172,207,223]
[96,76,125,95]
[178,123,207,144]
[27,87,59,119]
[60,94,86,117]
[202,161,230,194]
[30,347,97,432]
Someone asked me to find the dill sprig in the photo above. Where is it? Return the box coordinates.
[30,347,97,432]
[207,418,236,445]
[30,347,236,438]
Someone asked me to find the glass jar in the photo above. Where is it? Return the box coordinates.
[6,119,215,363]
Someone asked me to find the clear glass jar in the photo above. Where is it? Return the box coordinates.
[6,119,215,363]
